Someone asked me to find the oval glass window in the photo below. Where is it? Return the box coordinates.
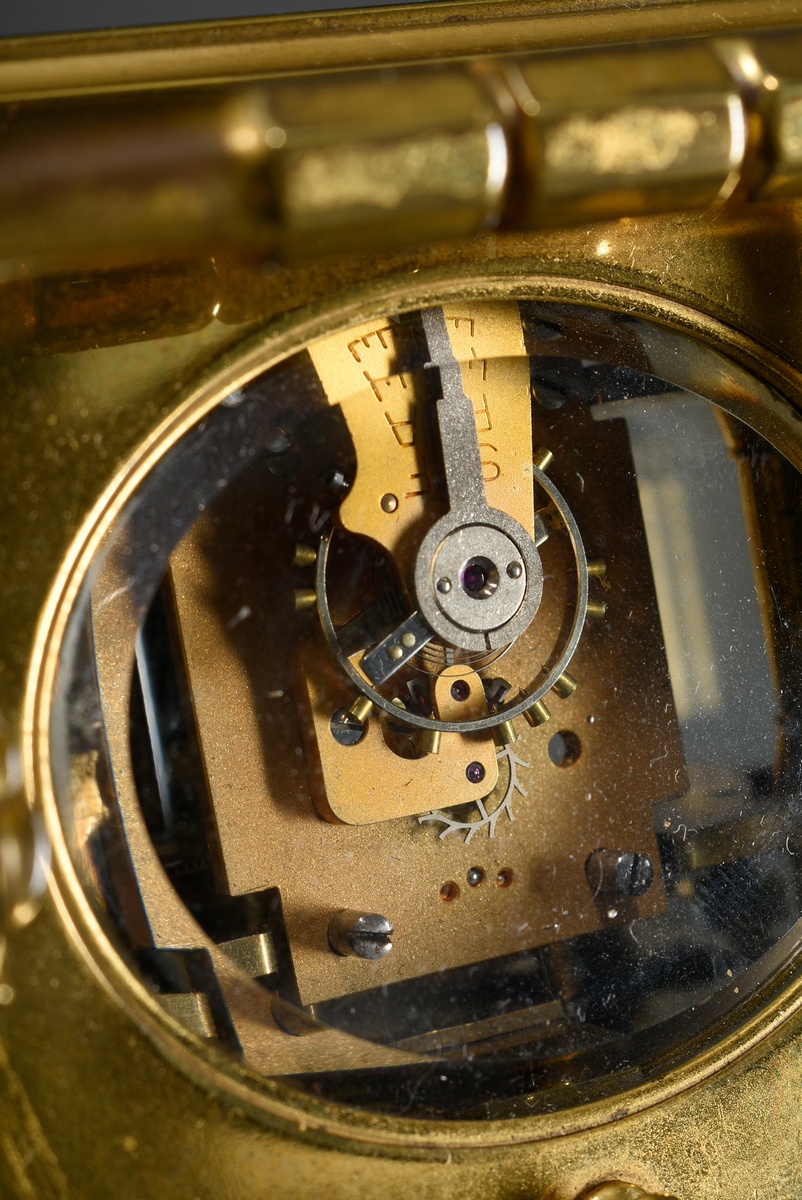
[46,298,802,1120]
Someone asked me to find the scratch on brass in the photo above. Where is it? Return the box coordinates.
[0,1037,69,1200]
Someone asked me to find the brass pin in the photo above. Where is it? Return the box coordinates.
[493,719,519,747]
[533,446,554,473]
[293,588,317,611]
[347,695,374,724]
[416,727,442,755]
[292,543,318,568]
[552,671,578,699]
[523,699,551,727]
[586,598,608,621]
[587,558,607,578]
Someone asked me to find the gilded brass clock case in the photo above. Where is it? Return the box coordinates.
[5,3,802,1197]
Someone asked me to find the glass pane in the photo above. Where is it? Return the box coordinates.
[50,299,802,1119]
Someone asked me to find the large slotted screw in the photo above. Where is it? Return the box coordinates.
[327,910,393,960]
[585,850,655,899]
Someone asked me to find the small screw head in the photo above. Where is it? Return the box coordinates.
[484,677,511,707]
[328,911,393,959]
[436,577,452,594]
[618,851,654,897]
[466,867,484,887]
[380,493,399,513]
[585,849,654,898]
[466,761,486,784]
[322,466,349,495]
[506,561,523,579]
[329,707,366,746]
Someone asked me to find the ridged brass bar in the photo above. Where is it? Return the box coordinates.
[0,1,800,103]
[0,69,504,261]
[509,42,748,225]
[2,30,802,265]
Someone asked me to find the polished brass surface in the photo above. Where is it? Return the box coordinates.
[533,446,555,473]
[5,2,802,1198]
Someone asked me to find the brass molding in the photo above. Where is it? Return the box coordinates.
[2,1,802,100]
